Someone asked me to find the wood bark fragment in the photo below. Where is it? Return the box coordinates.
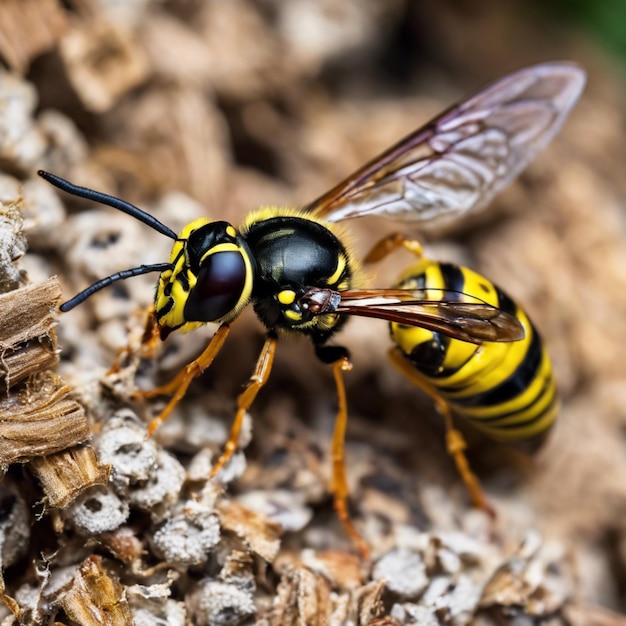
[0,275,60,344]
[564,602,626,626]
[217,499,282,563]
[0,277,61,390]
[0,371,88,469]
[0,0,67,73]
[60,19,149,112]
[59,555,134,626]
[1,339,58,388]
[29,445,110,508]
[272,568,332,626]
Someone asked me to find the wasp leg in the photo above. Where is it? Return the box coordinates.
[315,345,370,560]
[142,323,231,437]
[363,233,424,265]
[331,357,371,560]
[209,333,277,478]
[388,347,495,516]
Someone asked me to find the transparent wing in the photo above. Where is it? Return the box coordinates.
[305,62,585,227]
[329,288,525,344]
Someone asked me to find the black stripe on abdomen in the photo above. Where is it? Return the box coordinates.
[438,262,466,297]
[443,323,542,408]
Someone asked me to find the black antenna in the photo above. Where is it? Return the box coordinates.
[38,170,178,240]
[60,263,173,312]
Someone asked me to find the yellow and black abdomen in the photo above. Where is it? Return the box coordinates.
[390,260,558,451]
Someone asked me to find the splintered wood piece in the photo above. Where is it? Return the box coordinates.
[60,19,149,112]
[0,0,67,73]
[301,550,364,591]
[272,569,385,626]
[59,555,134,626]
[272,569,332,626]
[0,277,60,347]
[217,499,281,563]
[0,372,88,469]
[0,277,61,390]
[29,445,110,509]
[564,603,626,626]
[1,339,58,389]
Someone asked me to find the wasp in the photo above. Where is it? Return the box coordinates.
[40,61,585,556]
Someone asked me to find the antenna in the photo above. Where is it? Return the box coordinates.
[60,263,172,312]
[38,170,177,311]
[38,170,177,240]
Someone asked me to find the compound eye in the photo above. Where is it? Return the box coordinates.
[185,251,247,322]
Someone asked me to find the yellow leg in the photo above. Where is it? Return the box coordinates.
[388,347,494,516]
[143,324,231,437]
[330,357,371,561]
[363,232,424,265]
[209,334,277,478]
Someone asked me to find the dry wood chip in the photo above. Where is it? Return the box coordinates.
[98,526,144,566]
[479,533,568,617]
[480,558,536,607]
[60,19,148,113]
[217,499,281,563]
[272,568,332,626]
[564,602,626,626]
[197,1,283,99]
[354,580,387,625]
[270,571,385,626]
[59,555,134,626]
[127,577,187,625]
[0,277,60,351]
[367,618,400,626]
[301,549,364,591]
[219,550,255,585]
[0,372,88,468]
[0,0,67,73]
[29,445,110,509]
[1,339,58,390]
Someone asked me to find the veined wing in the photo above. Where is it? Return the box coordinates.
[305,62,585,227]
[334,289,525,344]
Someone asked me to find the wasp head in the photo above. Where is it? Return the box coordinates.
[155,219,254,339]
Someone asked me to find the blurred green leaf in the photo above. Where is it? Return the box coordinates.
[540,0,626,60]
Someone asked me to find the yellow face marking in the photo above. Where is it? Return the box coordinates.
[155,219,209,330]
[202,242,241,263]
[284,309,302,322]
[226,225,237,238]
[278,290,296,305]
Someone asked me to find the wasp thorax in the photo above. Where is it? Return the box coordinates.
[154,219,254,337]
